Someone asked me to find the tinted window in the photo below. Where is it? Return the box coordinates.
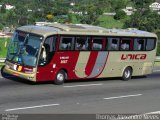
[92,37,104,50]
[120,38,132,51]
[107,38,120,50]
[134,38,146,51]
[59,37,74,50]
[75,37,90,51]
[146,39,155,51]
[44,36,57,52]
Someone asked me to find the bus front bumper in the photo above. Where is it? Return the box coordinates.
[3,65,36,82]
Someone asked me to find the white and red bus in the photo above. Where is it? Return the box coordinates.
[1,23,158,84]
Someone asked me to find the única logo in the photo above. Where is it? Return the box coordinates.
[121,54,147,60]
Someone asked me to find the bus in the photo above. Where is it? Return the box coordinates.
[1,23,158,85]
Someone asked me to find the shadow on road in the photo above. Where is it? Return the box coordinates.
[1,68,157,86]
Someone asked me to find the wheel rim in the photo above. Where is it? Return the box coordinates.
[124,70,130,78]
[57,73,64,82]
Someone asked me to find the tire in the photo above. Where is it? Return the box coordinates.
[1,66,7,78]
[54,70,67,85]
[122,67,132,81]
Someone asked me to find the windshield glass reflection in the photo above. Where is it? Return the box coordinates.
[7,31,43,67]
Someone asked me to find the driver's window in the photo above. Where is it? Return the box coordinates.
[39,36,57,66]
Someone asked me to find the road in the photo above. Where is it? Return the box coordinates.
[0,67,160,119]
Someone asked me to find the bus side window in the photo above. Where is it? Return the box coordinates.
[107,38,120,51]
[92,37,104,50]
[75,37,89,51]
[146,39,155,51]
[120,38,132,51]
[134,38,146,51]
[59,37,74,50]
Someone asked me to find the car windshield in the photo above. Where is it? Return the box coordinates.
[6,31,43,67]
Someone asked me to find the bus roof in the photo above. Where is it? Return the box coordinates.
[17,23,157,38]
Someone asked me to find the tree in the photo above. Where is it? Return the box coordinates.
[0,23,3,30]
[114,10,126,20]
[124,0,160,32]
[131,0,155,9]
[18,16,28,26]
[110,0,128,11]
[4,10,17,26]
[125,10,160,32]
[78,4,103,25]
[0,4,6,13]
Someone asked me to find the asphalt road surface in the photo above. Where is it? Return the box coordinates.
[0,67,160,116]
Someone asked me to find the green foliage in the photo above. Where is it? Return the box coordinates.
[157,43,160,56]
[125,10,160,32]
[98,15,124,29]
[131,0,156,8]
[68,14,80,24]
[0,38,10,58]
[0,23,3,30]
[155,30,160,40]
[114,10,126,20]
[77,3,104,25]
[111,0,129,11]
[0,4,6,13]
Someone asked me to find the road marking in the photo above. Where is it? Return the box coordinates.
[63,83,103,88]
[145,111,160,114]
[103,94,142,100]
[5,104,60,112]
[153,70,160,72]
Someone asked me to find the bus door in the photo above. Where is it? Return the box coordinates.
[36,36,57,81]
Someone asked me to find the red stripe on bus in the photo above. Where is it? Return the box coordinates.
[94,52,110,78]
[85,51,98,76]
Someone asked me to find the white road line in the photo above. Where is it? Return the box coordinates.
[145,111,160,114]
[153,70,160,72]
[103,94,142,100]
[5,104,60,112]
[63,83,103,88]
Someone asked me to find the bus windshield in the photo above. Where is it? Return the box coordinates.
[6,31,43,67]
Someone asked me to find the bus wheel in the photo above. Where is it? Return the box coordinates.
[122,67,132,81]
[1,66,7,78]
[54,70,67,85]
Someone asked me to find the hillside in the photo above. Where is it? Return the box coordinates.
[0,0,159,34]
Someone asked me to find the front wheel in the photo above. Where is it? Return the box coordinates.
[54,70,67,85]
[122,67,132,81]
[1,66,8,78]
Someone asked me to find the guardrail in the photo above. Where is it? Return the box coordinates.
[0,58,6,63]
[155,56,160,62]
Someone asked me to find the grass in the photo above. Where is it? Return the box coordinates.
[0,38,10,58]
[0,63,5,69]
[98,15,126,29]
[154,62,160,66]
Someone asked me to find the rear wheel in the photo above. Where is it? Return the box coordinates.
[54,70,67,85]
[122,67,132,81]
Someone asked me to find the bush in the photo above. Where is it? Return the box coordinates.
[157,43,160,56]
[114,10,126,20]
[0,38,10,58]
[0,23,3,30]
